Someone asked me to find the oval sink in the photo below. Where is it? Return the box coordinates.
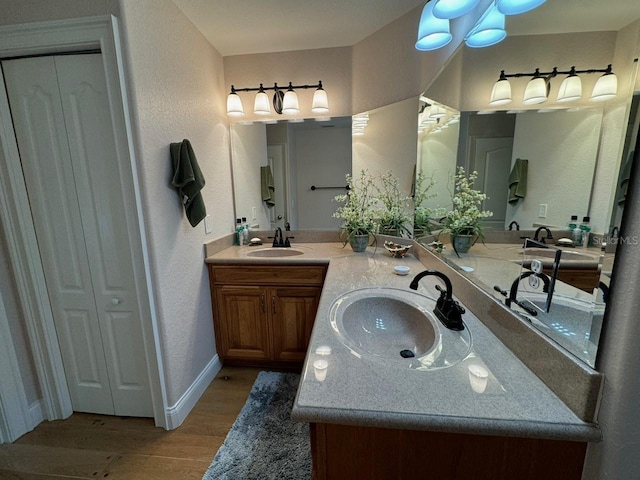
[340,296,437,358]
[330,287,472,371]
[247,248,305,258]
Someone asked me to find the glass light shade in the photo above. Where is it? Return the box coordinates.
[282,90,299,114]
[415,2,453,51]
[489,79,512,106]
[465,5,507,48]
[429,104,446,119]
[590,73,618,102]
[226,92,244,117]
[556,75,582,103]
[253,91,271,115]
[523,77,548,105]
[432,0,480,19]
[496,0,546,15]
[311,88,329,113]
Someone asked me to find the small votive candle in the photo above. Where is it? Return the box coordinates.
[468,364,489,393]
[313,359,329,381]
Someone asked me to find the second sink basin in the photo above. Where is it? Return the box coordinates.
[247,248,305,258]
[330,287,472,371]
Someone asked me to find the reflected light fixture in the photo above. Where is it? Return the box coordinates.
[226,81,328,117]
[432,0,480,19]
[489,64,617,106]
[496,0,547,15]
[415,1,452,51]
[465,4,507,48]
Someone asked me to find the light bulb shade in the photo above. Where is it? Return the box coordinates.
[590,73,617,102]
[556,74,582,103]
[523,77,548,105]
[432,0,480,19]
[282,89,299,114]
[415,1,452,51]
[496,0,546,15]
[311,88,329,113]
[226,92,244,117]
[489,78,512,106]
[465,5,507,48]
[253,91,271,115]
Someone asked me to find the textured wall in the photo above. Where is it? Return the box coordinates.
[118,0,232,406]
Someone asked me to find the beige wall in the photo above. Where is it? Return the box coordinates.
[118,0,232,406]
[0,0,119,26]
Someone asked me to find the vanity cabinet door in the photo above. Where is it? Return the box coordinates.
[270,287,321,362]
[214,285,271,361]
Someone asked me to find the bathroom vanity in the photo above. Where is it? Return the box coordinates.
[205,239,601,479]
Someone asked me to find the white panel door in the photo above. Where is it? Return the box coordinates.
[472,137,514,230]
[3,54,152,417]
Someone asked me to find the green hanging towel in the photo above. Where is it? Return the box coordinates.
[170,139,207,227]
[261,165,275,208]
[508,158,528,205]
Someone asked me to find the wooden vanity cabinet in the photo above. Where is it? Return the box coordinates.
[208,264,326,367]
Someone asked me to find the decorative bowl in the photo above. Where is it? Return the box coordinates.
[384,241,412,258]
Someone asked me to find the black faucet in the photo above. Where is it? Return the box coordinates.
[533,226,553,244]
[270,227,284,247]
[409,270,465,331]
[269,227,295,247]
[508,221,520,231]
[493,271,551,317]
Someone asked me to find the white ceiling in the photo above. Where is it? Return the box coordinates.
[173,0,640,57]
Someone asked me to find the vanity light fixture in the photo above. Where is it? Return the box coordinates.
[489,65,617,106]
[226,81,329,117]
[416,0,545,52]
[465,4,507,48]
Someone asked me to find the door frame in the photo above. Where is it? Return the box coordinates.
[0,16,168,434]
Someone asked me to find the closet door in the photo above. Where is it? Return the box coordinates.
[3,54,152,417]
[3,56,114,415]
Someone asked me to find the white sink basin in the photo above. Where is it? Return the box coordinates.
[247,248,305,258]
[330,287,472,370]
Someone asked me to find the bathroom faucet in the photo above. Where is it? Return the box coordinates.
[493,271,551,317]
[409,270,465,331]
[270,227,284,247]
[533,226,553,244]
[269,227,294,247]
[508,221,520,231]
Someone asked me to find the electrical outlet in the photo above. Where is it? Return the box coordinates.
[252,207,257,220]
[204,215,212,234]
[538,204,548,218]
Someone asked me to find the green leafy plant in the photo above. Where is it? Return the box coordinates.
[440,167,493,240]
[413,170,438,236]
[333,170,378,239]
[374,171,412,237]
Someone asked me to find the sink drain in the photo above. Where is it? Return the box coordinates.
[400,349,415,358]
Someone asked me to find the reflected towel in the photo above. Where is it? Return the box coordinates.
[617,151,633,205]
[261,165,275,208]
[508,158,528,205]
[170,139,206,227]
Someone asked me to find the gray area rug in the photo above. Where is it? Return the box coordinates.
[203,371,311,480]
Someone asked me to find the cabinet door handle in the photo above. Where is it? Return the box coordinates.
[272,296,276,314]
[261,294,266,313]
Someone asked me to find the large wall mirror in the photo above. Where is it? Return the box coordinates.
[416,20,640,367]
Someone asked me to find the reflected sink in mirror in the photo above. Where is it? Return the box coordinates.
[330,287,472,370]
[246,248,305,258]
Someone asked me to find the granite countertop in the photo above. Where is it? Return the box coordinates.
[206,242,600,442]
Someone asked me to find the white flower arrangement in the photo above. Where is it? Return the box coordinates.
[441,167,493,239]
[333,170,378,238]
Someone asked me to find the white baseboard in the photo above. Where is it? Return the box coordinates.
[164,355,222,430]
[28,399,45,430]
